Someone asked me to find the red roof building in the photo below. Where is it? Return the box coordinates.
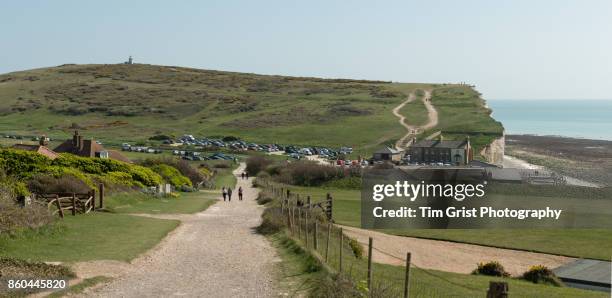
[11,137,60,160]
[54,131,131,163]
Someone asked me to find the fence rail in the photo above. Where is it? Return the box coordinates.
[260,180,509,297]
[28,184,106,218]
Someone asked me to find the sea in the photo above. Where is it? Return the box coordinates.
[486,99,612,141]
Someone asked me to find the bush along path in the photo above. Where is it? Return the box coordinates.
[84,163,279,297]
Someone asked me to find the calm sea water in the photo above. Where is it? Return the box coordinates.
[487,100,612,140]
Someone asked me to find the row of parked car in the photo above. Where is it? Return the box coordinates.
[172,150,236,161]
[169,135,353,161]
[121,144,162,154]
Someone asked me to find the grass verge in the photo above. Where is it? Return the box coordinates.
[0,213,179,262]
[283,185,612,260]
[256,186,608,297]
[105,191,217,214]
[46,276,112,298]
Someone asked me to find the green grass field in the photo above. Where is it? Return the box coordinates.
[398,93,428,127]
[270,206,606,297]
[282,185,612,260]
[0,213,179,262]
[105,191,217,214]
[0,65,503,158]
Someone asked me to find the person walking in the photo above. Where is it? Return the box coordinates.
[241,172,245,180]
[238,186,243,201]
[222,186,227,201]
[245,172,249,179]
[227,187,233,201]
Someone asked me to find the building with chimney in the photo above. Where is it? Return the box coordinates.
[54,131,131,163]
[11,136,59,160]
[407,136,473,165]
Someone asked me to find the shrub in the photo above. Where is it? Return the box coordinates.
[472,261,510,277]
[0,186,53,234]
[52,154,162,186]
[246,155,273,176]
[522,265,563,286]
[150,164,192,188]
[102,171,143,188]
[310,274,361,298]
[0,149,52,179]
[27,174,92,194]
[141,157,206,186]
[212,161,232,169]
[277,161,343,187]
[348,238,364,259]
[256,191,274,205]
[256,207,285,235]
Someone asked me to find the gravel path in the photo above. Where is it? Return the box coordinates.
[393,90,438,150]
[83,163,278,297]
[341,225,575,277]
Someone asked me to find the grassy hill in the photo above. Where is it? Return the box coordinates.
[0,64,503,156]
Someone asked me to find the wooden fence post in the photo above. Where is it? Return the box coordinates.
[404,252,411,298]
[314,222,318,250]
[305,211,309,248]
[91,189,96,210]
[486,282,508,298]
[326,193,333,221]
[339,227,343,272]
[71,193,77,216]
[82,194,87,213]
[325,223,331,262]
[54,194,64,219]
[298,208,302,239]
[292,207,296,235]
[98,183,105,209]
[367,237,373,291]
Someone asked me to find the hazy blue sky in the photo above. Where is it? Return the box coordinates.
[2,0,611,99]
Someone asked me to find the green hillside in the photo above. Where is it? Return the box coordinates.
[0,64,502,155]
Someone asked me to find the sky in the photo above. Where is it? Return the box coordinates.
[1,0,611,100]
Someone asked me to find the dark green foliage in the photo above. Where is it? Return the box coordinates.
[256,207,285,235]
[522,265,564,286]
[27,174,92,194]
[348,238,364,259]
[472,261,510,277]
[283,161,343,186]
[0,188,54,234]
[309,274,361,298]
[256,191,274,205]
[246,155,273,176]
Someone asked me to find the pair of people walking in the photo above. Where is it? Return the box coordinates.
[240,172,249,180]
[221,186,243,201]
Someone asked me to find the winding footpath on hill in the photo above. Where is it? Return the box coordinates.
[393,90,438,150]
[80,163,278,297]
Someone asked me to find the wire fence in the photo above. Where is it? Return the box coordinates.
[260,180,509,298]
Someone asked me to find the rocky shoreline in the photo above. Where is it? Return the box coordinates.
[505,135,612,187]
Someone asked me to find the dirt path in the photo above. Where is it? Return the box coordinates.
[341,225,575,277]
[393,90,438,150]
[81,163,279,297]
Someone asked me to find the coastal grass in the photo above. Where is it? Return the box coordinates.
[262,194,606,297]
[0,213,179,262]
[105,191,217,214]
[284,185,612,260]
[399,95,429,127]
[0,65,505,159]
